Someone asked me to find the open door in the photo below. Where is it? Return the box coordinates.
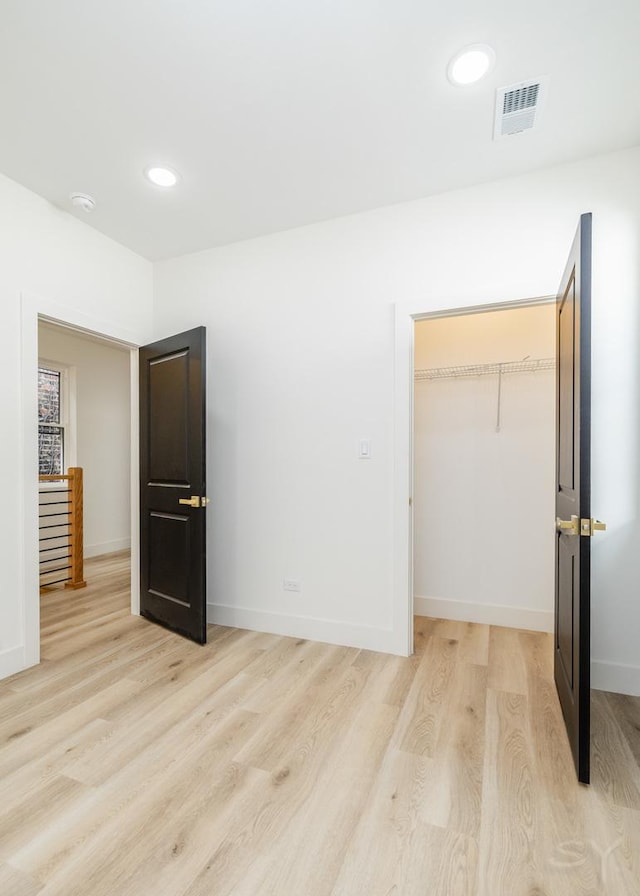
[139,327,207,644]
[554,214,605,784]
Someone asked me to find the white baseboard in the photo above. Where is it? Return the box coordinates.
[591,660,640,697]
[0,644,28,680]
[207,604,398,654]
[414,595,553,633]
[85,538,131,559]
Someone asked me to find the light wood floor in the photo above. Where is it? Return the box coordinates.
[1,552,639,896]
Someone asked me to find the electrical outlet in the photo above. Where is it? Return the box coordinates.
[283,578,301,592]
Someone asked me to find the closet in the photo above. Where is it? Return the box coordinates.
[413,303,556,631]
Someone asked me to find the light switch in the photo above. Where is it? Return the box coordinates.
[359,439,371,459]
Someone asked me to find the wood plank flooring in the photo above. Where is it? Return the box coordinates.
[0,553,639,895]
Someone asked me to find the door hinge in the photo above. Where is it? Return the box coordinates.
[580,518,607,537]
[557,516,607,537]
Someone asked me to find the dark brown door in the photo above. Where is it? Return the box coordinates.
[139,327,207,644]
[554,214,592,783]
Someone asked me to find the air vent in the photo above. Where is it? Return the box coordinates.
[494,77,549,139]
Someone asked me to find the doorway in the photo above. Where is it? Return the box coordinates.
[412,302,556,640]
[391,295,556,656]
[37,321,133,645]
[20,293,141,670]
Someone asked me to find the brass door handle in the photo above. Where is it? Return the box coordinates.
[178,496,210,508]
[179,496,201,508]
[556,515,579,535]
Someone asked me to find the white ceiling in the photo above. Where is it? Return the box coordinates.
[1,0,639,260]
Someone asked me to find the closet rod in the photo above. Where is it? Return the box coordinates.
[414,357,555,381]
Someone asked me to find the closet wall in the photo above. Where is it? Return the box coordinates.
[413,304,556,631]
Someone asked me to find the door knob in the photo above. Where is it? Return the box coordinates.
[556,515,579,535]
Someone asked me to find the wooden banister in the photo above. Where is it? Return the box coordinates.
[38,466,86,590]
[65,467,86,589]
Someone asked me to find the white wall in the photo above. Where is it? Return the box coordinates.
[413,306,556,631]
[38,324,131,558]
[154,145,640,693]
[0,171,153,679]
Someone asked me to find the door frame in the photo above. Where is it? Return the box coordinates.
[392,293,556,656]
[20,292,145,669]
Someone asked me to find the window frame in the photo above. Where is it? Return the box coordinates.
[37,358,77,478]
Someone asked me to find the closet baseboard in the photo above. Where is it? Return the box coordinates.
[414,595,553,633]
[591,660,640,697]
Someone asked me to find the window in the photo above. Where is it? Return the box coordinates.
[38,363,74,475]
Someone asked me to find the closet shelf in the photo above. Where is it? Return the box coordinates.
[414,357,555,381]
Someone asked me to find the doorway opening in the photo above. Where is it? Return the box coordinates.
[20,293,141,672]
[37,320,134,648]
[390,294,556,657]
[412,301,556,648]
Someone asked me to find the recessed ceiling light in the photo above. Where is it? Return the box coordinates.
[447,44,496,86]
[145,166,179,187]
